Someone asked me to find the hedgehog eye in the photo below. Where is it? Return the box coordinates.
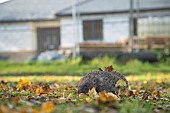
[92,78,97,84]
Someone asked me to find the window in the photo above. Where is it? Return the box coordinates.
[138,16,170,36]
[83,20,103,41]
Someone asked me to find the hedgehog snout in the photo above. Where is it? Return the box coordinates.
[78,84,92,93]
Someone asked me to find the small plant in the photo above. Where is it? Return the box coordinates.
[153,41,170,64]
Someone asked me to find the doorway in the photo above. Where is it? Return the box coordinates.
[37,27,60,53]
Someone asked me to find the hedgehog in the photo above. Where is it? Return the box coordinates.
[77,66,128,93]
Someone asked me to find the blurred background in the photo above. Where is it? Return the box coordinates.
[0,0,170,61]
[0,0,170,81]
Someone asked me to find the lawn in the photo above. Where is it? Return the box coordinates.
[0,56,170,75]
[0,57,170,113]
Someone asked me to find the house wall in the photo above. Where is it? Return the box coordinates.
[0,22,36,61]
[0,20,60,61]
[103,16,129,43]
[60,10,170,49]
[0,20,60,52]
[60,14,129,48]
[0,22,34,52]
[60,18,83,48]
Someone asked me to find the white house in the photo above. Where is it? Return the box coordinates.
[0,0,170,61]
[57,0,170,57]
[0,0,84,61]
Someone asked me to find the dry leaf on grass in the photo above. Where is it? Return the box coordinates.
[16,78,32,90]
[41,101,55,113]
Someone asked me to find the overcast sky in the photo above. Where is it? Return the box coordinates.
[0,0,9,4]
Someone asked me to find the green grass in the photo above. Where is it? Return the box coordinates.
[0,56,170,76]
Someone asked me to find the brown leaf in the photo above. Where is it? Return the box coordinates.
[0,105,9,113]
[42,84,50,94]
[105,65,113,72]
[134,89,140,95]
[35,86,43,96]
[142,93,148,100]
[129,90,134,96]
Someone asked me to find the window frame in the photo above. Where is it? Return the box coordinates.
[83,19,103,41]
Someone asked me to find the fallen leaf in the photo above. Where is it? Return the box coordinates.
[105,65,113,72]
[115,79,126,88]
[134,89,140,95]
[16,78,32,90]
[152,90,160,97]
[88,87,98,98]
[85,97,92,103]
[41,101,55,113]
[67,93,72,99]
[95,91,117,104]
[35,86,43,96]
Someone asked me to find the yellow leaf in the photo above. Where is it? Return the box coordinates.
[0,84,3,89]
[95,91,117,104]
[156,79,162,83]
[16,78,31,90]
[41,94,47,97]
[115,79,126,87]
[152,90,160,97]
[67,93,72,99]
[107,92,118,100]
[85,97,92,103]
[98,92,107,103]
[41,101,55,113]
[152,90,158,95]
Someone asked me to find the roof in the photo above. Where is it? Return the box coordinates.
[58,0,170,16]
[0,0,170,22]
[0,0,85,22]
